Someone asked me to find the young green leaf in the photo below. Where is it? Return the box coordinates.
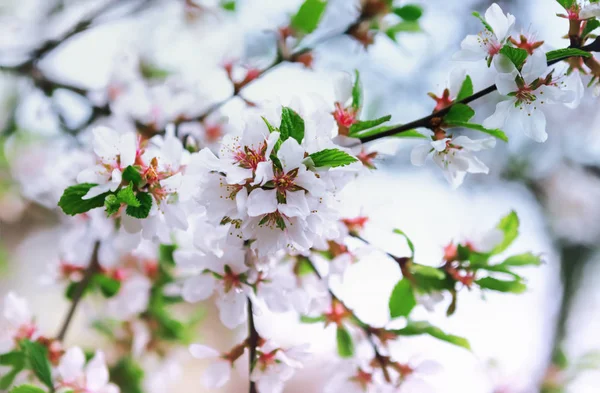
[117,183,141,207]
[279,107,305,144]
[393,228,415,258]
[348,115,392,135]
[385,21,421,41]
[58,184,109,216]
[22,340,53,390]
[104,194,121,216]
[556,0,576,10]
[389,278,416,318]
[456,75,474,101]
[491,211,519,254]
[411,264,445,280]
[336,326,355,358]
[261,116,278,133]
[9,385,47,393]
[221,0,236,11]
[443,104,475,123]
[1,368,22,390]
[443,121,508,142]
[546,48,592,63]
[0,351,25,366]
[0,351,25,390]
[499,252,542,267]
[291,0,327,35]
[307,149,357,168]
[110,357,145,393]
[582,19,600,39]
[392,320,471,350]
[472,11,493,32]
[353,124,426,140]
[393,4,423,21]
[125,192,153,219]
[122,166,142,186]
[159,244,177,267]
[351,70,362,111]
[499,46,528,69]
[93,274,121,297]
[300,315,326,324]
[476,277,527,293]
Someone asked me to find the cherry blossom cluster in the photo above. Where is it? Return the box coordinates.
[1,0,600,392]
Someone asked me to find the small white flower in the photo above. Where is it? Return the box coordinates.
[411,136,496,188]
[483,50,576,142]
[57,348,120,393]
[250,341,310,393]
[453,3,515,65]
[189,344,233,389]
[106,275,152,321]
[0,292,37,353]
[581,2,600,19]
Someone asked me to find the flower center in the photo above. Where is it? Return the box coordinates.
[234,144,267,170]
[333,103,357,129]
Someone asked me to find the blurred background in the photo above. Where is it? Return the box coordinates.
[1,0,600,392]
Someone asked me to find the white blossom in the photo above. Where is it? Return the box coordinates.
[189,344,233,389]
[57,348,120,393]
[411,136,496,188]
[0,292,37,353]
[453,3,515,65]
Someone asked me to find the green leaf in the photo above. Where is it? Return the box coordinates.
[546,48,592,63]
[291,0,327,35]
[583,19,600,39]
[353,124,426,140]
[499,252,542,267]
[491,211,519,254]
[221,0,236,11]
[307,149,357,168]
[556,0,576,10]
[336,326,355,358]
[0,351,25,390]
[386,21,421,41]
[351,70,362,111]
[476,277,527,293]
[159,244,177,267]
[122,166,142,186]
[1,368,22,390]
[110,357,145,393]
[499,46,528,69]
[444,121,508,142]
[393,4,423,21]
[393,228,415,258]
[0,351,25,366]
[125,192,153,219]
[411,264,445,280]
[389,278,416,318]
[262,116,278,133]
[300,315,326,323]
[139,62,170,80]
[279,107,305,144]
[22,340,53,391]
[472,11,493,33]
[93,274,121,297]
[392,320,471,350]
[104,194,121,216]
[443,104,475,123]
[456,75,473,101]
[58,183,109,216]
[348,115,392,135]
[117,183,141,207]
[9,385,47,393]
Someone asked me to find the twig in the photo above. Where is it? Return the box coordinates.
[306,257,391,382]
[56,240,101,341]
[359,37,600,143]
[247,299,259,393]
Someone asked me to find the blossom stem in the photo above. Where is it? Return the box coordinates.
[247,299,259,393]
[359,38,600,144]
[56,240,101,341]
[305,257,392,382]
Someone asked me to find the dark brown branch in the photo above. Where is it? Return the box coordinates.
[359,38,600,144]
[56,241,101,341]
[247,299,259,393]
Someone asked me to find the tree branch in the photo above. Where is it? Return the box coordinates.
[359,38,600,144]
[247,299,259,393]
[56,240,101,341]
